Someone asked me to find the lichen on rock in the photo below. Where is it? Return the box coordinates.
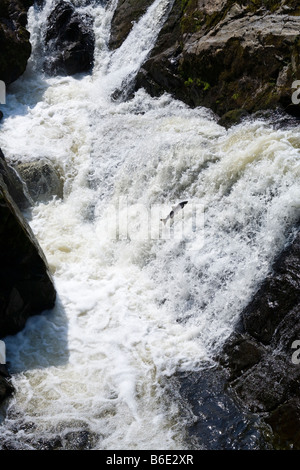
[127,0,300,123]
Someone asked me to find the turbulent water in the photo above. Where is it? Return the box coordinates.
[0,0,300,450]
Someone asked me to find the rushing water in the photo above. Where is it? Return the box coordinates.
[0,0,300,450]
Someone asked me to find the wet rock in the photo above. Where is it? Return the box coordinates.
[0,0,34,85]
[229,354,300,413]
[0,360,13,403]
[0,149,31,209]
[0,364,10,379]
[218,332,266,380]
[0,376,13,403]
[178,367,270,449]
[0,169,56,337]
[15,158,64,204]
[62,430,99,450]
[218,109,249,129]
[132,0,300,121]
[220,227,300,448]
[242,232,300,345]
[265,398,300,449]
[109,0,153,50]
[44,0,95,76]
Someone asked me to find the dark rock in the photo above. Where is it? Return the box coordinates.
[133,0,300,120]
[15,158,64,204]
[219,227,300,448]
[0,170,56,337]
[265,398,300,449]
[0,0,34,85]
[229,354,300,413]
[62,430,99,450]
[0,376,13,402]
[272,307,300,354]
[44,0,95,76]
[0,363,10,378]
[218,332,266,380]
[178,367,270,449]
[0,149,31,209]
[35,0,46,9]
[218,109,250,129]
[109,0,153,50]
[242,232,300,345]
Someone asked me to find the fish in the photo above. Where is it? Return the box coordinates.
[160,201,188,225]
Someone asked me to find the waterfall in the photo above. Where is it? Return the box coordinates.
[0,0,300,450]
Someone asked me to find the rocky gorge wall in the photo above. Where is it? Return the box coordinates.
[110,0,300,124]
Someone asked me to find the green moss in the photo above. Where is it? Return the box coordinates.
[184,77,211,91]
[184,77,194,86]
[180,0,205,34]
[218,108,249,128]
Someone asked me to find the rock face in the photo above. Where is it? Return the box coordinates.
[0,152,56,339]
[44,0,95,76]
[219,229,300,449]
[109,0,153,50]
[110,0,300,121]
[0,149,31,210]
[0,0,34,85]
[15,159,64,204]
[0,374,13,405]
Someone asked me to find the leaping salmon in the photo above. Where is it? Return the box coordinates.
[160,201,188,225]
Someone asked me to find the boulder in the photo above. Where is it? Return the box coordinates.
[15,158,64,204]
[0,164,56,337]
[0,0,34,85]
[0,376,13,403]
[219,331,266,380]
[0,149,31,209]
[265,399,300,449]
[44,0,95,76]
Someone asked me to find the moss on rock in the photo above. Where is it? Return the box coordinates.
[135,0,300,123]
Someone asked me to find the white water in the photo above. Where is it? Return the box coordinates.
[0,0,300,450]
